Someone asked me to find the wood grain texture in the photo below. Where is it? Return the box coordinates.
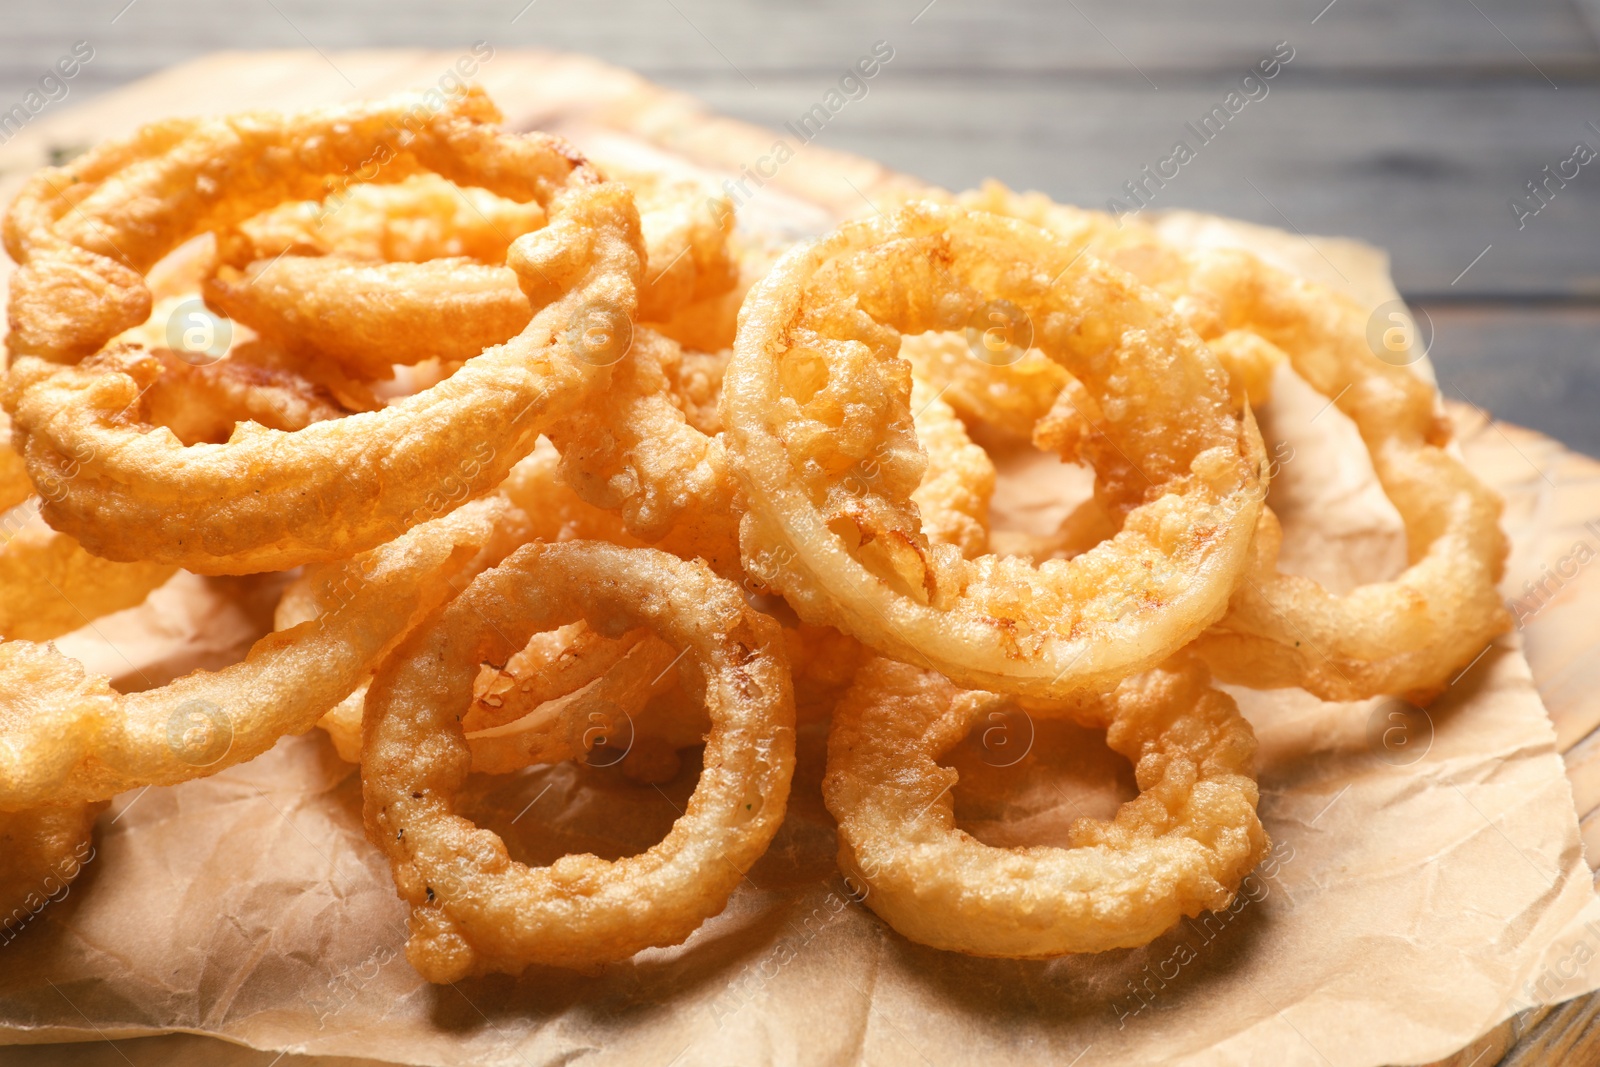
[0,45,1597,1067]
[3,0,1595,89]
[1,2,1598,301]
[1421,306,1600,456]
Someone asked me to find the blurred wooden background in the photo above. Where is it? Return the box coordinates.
[2,0,1599,453]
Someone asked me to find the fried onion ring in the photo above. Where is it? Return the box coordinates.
[723,202,1265,698]
[0,412,34,515]
[285,443,640,763]
[0,483,542,810]
[0,801,106,934]
[955,185,1510,700]
[204,174,551,380]
[824,654,1267,956]
[1185,267,1510,701]
[204,256,534,378]
[543,325,991,577]
[203,167,733,376]
[362,541,795,979]
[0,508,175,642]
[4,88,644,575]
[228,172,548,265]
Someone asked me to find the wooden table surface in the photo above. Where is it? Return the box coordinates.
[0,14,1599,1066]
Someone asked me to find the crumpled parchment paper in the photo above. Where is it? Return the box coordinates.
[1,149,1598,1067]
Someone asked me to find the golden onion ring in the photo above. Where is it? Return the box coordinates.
[204,167,735,376]
[277,442,636,763]
[4,88,643,575]
[226,171,549,266]
[0,486,539,810]
[955,185,1510,700]
[362,540,795,979]
[0,801,106,935]
[723,202,1265,698]
[824,653,1267,956]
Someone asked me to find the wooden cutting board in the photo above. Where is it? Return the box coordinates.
[0,49,1596,1067]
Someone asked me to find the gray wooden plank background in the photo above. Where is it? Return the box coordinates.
[3,0,1596,454]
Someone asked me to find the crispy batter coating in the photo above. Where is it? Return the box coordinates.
[230,172,548,265]
[204,167,733,377]
[0,514,174,642]
[0,801,105,933]
[961,183,1288,409]
[205,256,535,377]
[4,88,644,575]
[954,185,1508,700]
[895,186,1283,434]
[0,487,538,810]
[908,378,994,559]
[547,327,744,574]
[825,654,1267,956]
[544,328,991,579]
[615,164,739,321]
[724,202,1265,698]
[0,412,33,515]
[362,541,795,979]
[899,331,1066,440]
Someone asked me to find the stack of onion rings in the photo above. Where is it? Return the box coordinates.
[4,87,645,574]
[0,85,1513,979]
